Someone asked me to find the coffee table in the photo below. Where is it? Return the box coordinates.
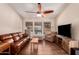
[30,37,39,53]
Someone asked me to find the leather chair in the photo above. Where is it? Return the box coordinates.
[45,32,57,42]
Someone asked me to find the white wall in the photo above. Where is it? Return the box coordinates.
[57,4,79,40]
[0,4,22,34]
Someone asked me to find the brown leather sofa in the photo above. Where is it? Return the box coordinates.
[0,32,30,55]
[11,32,30,54]
[0,34,14,54]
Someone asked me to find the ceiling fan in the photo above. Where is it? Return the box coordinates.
[25,3,54,17]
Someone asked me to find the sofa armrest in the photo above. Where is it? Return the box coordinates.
[0,42,10,52]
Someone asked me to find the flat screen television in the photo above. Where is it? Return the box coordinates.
[58,24,71,38]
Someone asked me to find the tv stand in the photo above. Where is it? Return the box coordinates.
[55,35,72,54]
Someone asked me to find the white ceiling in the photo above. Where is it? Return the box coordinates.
[8,3,69,18]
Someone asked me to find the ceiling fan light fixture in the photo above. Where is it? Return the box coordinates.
[25,3,54,17]
[37,13,42,17]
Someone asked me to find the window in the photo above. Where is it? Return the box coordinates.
[25,21,51,36]
[26,22,33,34]
[44,22,51,34]
[34,22,42,35]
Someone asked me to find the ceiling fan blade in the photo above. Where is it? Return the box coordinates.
[43,10,54,14]
[38,3,42,12]
[25,11,37,13]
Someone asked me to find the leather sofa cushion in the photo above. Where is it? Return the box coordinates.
[11,39,24,54]
[11,39,24,51]
[22,38,27,42]
[0,41,2,44]
[19,34,23,38]
[23,33,28,37]
[14,40,24,47]
[0,34,12,41]
[12,33,20,42]
[18,32,24,38]
[12,33,18,36]
[13,36,20,42]
[3,38,14,44]
[18,32,24,35]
